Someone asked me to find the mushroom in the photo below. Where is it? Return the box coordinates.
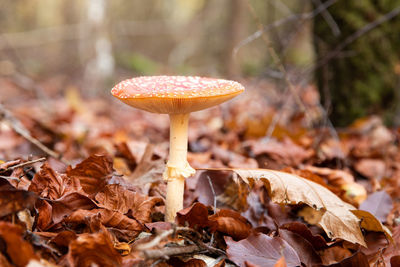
[111,76,244,221]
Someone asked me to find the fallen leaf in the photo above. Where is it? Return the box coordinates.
[323,251,369,267]
[0,189,37,217]
[49,230,77,248]
[278,229,321,266]
[208,209,252,240]
[246,138,312,167]
[226,233,301,267]
[167,257,207,267]
[95,184,162,223]
[280,222,327,250]
[37,196,96,230]
[351,210,392,242]
[233,169,366,246]
[354,159,386,180]
[319,246,352,265]
[65,208,143,234]
[359,191,393,222]
[303,165,354,187]
[66,230,122,267]
[0,222,38,267]
[273,257,287,267]
[177,202,210,229]
[66,154,113,195]
[29,163,83,199]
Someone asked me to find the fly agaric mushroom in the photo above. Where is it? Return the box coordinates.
[111,76,244,221]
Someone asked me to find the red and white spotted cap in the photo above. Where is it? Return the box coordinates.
[111,76,244,114]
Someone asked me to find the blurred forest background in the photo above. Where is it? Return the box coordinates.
[0,0,399,126]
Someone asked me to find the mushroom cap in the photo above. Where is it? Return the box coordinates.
[111,76,244,114]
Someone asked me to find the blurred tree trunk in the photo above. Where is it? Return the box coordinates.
[82,0,114,94]
[224,0,245,78]
[314,0,400,126]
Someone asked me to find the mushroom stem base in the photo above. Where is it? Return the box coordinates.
[165,177,185,222]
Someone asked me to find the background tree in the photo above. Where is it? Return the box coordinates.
[314,0,400,126]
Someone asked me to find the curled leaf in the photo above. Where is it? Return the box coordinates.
[233,169,366,246]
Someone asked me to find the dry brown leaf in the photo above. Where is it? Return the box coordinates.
[208,209,252,240]
[322,251,369,267]
[359,190,393,222]
[95,184,162,223]
[66,154,113,195]
[273,257,287,267]
[29,163,83,199]
[65,208,144,234]
[177,202,209,229]
[226,233,301,267]
[0,222,38,267]
[280,222,327,249]
[0,189,37,217]
[278,229,321,266]
[351,210,393,242]
[66,230,122,267]
[233,169,366,246]
[36,192,97,230]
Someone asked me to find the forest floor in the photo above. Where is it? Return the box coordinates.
[0,76,399,267]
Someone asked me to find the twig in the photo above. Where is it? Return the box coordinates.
[244,0,313,126]
[143,244,201,259]
[178,229,225,256]
[0,157,46,173]
[0,104,70,165]
[234,0,338,55]
[206,175,217,213]
[0,175,20,181]
[311,0,341,36]
[309,5,400,73]
[135,229,174,251]
[206,175,217,246]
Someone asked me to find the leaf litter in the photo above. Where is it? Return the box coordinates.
[0,82,399,266]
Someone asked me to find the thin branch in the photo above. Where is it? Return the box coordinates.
[143,244,201,259]
[309,5,400,73]
[0,104,70,165]
[244,0,312,125]
[234,0,338,55]
[0,157,46,173]
[312,0,341,36]
[135,229,174,251]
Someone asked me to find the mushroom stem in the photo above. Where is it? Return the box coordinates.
[164,113,195,222]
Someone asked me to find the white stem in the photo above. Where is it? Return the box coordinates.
[164,113,195,222]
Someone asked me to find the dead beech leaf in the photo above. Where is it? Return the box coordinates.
[65,209,143,234]
[351,210,392,242]
[278,229,321,266]
[29,163,83,199]
[280,222,327,250]
[36,191,97,230]
[49,230,77,248]
[177,202,209,229]
[273,257,287,267]
[226,234,301,267]
[359,191,392,222]
[233,169,366,246]
[95,184,162,223]
[66,154,113,195]
[322,251,369,267]
[0,222,38,267]
[0,189,37,217]
[67,231,122,267]
[208,209,252,240]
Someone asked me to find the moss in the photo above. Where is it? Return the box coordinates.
[314,0,400,126]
